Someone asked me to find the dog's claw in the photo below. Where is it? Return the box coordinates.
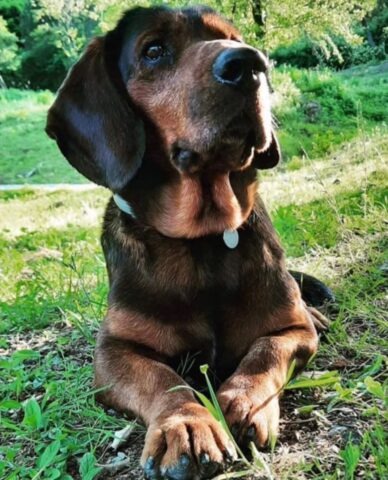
[162,454,194,480]
[179,453,190,466]
[231,424,239,439]
[199,453,221,478]
[144,456,161,479]
[224,445,236,463]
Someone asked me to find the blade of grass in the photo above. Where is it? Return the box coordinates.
[285,370,340,390]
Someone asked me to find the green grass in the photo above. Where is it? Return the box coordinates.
[274,181,387,257]
[0,89,86,184]
[0,127,387,479]
[272,63,388,163]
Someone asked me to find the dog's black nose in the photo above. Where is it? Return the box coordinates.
[213,47,268,91]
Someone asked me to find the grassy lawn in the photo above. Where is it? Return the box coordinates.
[0,122,387,478]
[0,89,86,185]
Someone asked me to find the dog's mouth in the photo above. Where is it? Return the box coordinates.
[170,114,266,174]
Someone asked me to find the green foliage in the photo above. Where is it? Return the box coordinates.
[367,0,388,50]
[253,0,376,51]
[272,34,386,70]
[79,452,102,480]
[17,0,109,90]
[22,397,44,430]
[272,38,319,69]
[36,439,61,470]
[288,69,357,119]
[19,27,68,90]
[269,1,387,70]
[272,64,388,161]
[340,440,361,480]
[0,14,20,77]
[0,0,27,36]
[285,370,340,390]
[0,0,382,89]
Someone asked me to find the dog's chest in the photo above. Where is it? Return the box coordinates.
[148,234,274,372]
[150,232,257,294]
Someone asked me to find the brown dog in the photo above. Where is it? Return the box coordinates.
[46,6,332,479]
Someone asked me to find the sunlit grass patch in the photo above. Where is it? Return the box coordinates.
[0,188,107,239]
[273,182,386,257]
[0,224,107,333]
[0,89,86,184]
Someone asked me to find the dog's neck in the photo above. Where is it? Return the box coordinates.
[112,193,239,249]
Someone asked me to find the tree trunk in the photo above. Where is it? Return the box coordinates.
[366,28,376,48]
[0,75,7,89]
[250,0,267,43]
[362,18,377,47]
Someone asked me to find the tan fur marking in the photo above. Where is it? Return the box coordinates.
[106,307,214,357]
[153,173,255,238]
[106,307,185,356]
[201,13,242,40]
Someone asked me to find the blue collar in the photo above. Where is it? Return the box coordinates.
[112,193,135,218]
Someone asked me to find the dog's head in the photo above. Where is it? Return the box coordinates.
[46,6,280,237]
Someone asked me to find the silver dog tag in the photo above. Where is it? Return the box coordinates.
[223,229,239,249]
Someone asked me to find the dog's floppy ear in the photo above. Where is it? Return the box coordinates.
[253,132,281,169]
[46,37,144,191]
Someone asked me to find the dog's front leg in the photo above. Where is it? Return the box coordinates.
[217,306,318,448]
[95,325,235,480]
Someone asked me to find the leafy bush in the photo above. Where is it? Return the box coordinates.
[351,43,386,65]
[270,66,387,161]
[20,26,69,90]
[5,0,108,90]
[0,14,20,80]
[289,69,357,119]
[271,70,301,115]
[272,35,387,70]
[0,0,26,37]
[368,2,388,50]
[272,38,320,69]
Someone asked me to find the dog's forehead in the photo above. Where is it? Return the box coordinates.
[111,6,243,82]
[197,11,242,40]
[117,6,241,42]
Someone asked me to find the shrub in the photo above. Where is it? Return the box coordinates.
[272,38,320,69]
[271,70,301,115]
[288,69,357,119]
[272,35,387,71]
[0,14,20,81]
[20,26,68,90]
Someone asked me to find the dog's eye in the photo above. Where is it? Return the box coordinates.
[143,42,167,62]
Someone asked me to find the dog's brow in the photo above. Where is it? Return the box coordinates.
[200,12,241,39]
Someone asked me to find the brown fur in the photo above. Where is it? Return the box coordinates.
[46,6,329,479]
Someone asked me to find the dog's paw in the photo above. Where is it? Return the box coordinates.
[218,382,280,449]
[141,403,236,480]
